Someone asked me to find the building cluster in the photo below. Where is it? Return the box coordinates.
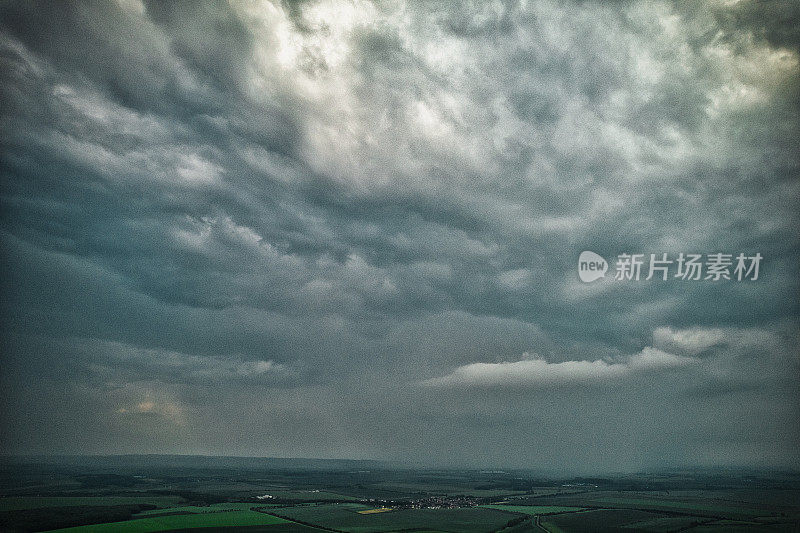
[362,495,481,510]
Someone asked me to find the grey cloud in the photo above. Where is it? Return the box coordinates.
[1,0,798,471]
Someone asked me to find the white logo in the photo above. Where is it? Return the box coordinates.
[578,251,608,283]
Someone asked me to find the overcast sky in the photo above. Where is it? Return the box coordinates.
[1,0,798,473]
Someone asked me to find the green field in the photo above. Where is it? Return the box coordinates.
[258,490,357,501]
[540,509,664,533]
[45,510,290,532]
[481,505,584,515]
[688,521,799,532]
[540,523,566,533]
[0,496,184,512]
[593,497,771,518]
[2,461,799,532]
[133,503,261,516]
[621,515,713,531]
[270,503,524,532]
[536,506,796,533]
[371,481,527,498]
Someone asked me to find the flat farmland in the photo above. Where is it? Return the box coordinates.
[687,520,800,532]
[591,497,780,520]
[540,509,672,533]
[270,503,524,532]
[45,509,291,532]
[133,503,261,516]
[620,515,714,531]
[503,490,794,521]
[480,504,584,515]
[0,496,184,511]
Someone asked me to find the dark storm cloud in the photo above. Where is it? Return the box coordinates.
[0,0,798,471]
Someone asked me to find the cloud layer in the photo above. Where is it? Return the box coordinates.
[422,347,695,388]
[0,0,798,472]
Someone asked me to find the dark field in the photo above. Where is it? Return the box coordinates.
[268,503,521,532]
[0,457,798,532]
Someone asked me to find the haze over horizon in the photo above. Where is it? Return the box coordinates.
[4,452,795,478]
[1,0,798,475]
